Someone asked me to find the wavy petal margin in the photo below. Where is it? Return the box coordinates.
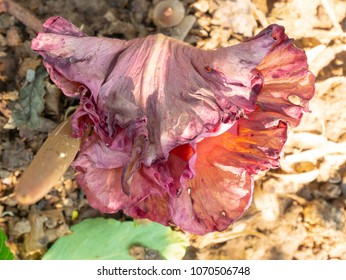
[32,17,315,235]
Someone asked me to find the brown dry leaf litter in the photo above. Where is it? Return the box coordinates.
[1,0,346,260]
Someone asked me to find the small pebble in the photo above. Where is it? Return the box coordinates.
[2,177,12,185]
[3,196,18,207]
[192,0,210,13]
[11,220,31,236]
[26,69,36,83]
[63,198,73,207]
[320,183,341,199]
[103,11,116,22]
[45,217,58,229]
[6,28,21,46]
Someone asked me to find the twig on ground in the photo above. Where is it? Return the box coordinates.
[0,0,42,33]
[250,2,269,28]
[321,0,343,33]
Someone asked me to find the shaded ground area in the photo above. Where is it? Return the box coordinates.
[1,0,346,259]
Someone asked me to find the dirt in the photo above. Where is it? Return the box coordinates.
[1,0,346,260]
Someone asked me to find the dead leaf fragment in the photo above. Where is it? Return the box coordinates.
[12,66,48,131]
[211,0,256,37]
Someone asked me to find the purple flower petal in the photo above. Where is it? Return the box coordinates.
[32,17,315,235]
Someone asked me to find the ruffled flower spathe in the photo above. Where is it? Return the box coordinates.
[32,17,315,235]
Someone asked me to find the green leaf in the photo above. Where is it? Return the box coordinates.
[43,218,189,260]
[12,66,48,130]
[0,228,14,260]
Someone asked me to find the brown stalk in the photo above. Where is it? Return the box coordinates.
[16,117,81,205]
[0,0,43,33]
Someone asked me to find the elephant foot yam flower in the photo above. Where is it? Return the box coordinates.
[32,17,315,235]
